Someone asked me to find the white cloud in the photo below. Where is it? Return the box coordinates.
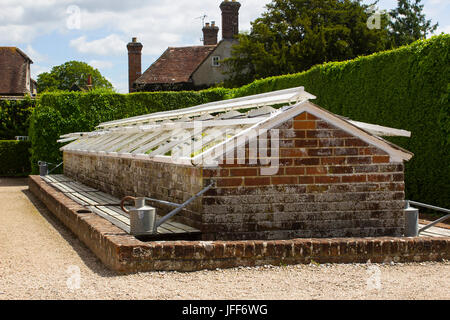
[72,0,268,55]
[25,45,47,63]
[428,0,449,5]
[31,64,51,79]
[113,81,129,94]
[433,24,450,35]
[70,34,126,55]
[89,60,114,69]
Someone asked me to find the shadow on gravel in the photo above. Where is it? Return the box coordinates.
[0,177,28,187]
[21,187,123,278]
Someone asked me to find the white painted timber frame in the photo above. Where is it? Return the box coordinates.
[60,87,413,166]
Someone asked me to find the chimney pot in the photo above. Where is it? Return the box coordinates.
[202,21,219,45]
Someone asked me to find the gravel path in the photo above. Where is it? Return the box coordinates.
[0,178,449,300]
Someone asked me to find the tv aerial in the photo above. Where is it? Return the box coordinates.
[195,14,208,27]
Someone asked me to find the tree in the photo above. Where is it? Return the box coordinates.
[37,61,113,92]
[224,0,390,87]
[389,0,438,47]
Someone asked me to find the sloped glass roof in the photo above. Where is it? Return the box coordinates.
[60,86,411,165]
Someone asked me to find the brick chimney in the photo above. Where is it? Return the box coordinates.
[202,21,219,45]
[86,74,93,91]
[220,0,241,40]
[127,37,143,93]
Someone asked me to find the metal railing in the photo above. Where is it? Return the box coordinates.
[405,200,450,234]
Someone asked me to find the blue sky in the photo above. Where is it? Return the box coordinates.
[1,0,448,93]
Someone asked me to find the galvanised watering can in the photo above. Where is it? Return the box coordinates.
[120,197,157,235]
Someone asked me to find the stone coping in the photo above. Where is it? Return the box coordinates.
[29,175,449,273]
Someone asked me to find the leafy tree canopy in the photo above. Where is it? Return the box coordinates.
[37,61,113,92]
[224,0,391,87]
[224,0,439,87]
[388,0,438,47]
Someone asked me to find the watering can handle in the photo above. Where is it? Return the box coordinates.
[120,196,137,214]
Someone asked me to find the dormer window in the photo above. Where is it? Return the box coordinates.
[212,56,221,67]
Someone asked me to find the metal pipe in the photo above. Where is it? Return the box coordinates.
[155,182,214,228]
[144,197,182,208]
[406,200,450,234]
[48,161,64,174]
[408,200,450,214]
[419,214,450,233]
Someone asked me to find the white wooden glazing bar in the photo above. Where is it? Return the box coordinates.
[97,87,315,129]
[57,137,79,143]
[348,120,411,137]
[118,131,166,154]
[131,130,183,155]
[100,133,151,153]
[61,137,90,151]
[69,133,116,151]
[84,134,124,151]
[71,136,106,151]
[81,133,124,152]
[192,109,284,164]
[101,133,144,152]
[187,125,248,158]
[148,129,194,157]
[103,133,147,153]
[98,117,266,136]
[61,131,108,148]
[60,132,89,139]
[173,127,227,158]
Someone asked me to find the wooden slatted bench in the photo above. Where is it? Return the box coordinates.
[41,174,201,240]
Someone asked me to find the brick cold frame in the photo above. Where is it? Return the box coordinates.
[64,111,406,241]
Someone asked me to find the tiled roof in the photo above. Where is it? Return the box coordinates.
[0,47,33,95]
[135,45,216,85]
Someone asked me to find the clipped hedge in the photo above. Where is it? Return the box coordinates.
[0,140,31,176]
[29,88,230,174]
[0,97,35,140]
[233,34,450,208]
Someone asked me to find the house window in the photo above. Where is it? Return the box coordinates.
[212,56,221,67]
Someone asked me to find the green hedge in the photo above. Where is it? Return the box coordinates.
[0,140,31,176]
[29,35,449,207]
[29,88,230,174]
[233,35,450,208]
[0,97,35,140]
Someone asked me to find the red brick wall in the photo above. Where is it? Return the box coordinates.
[201,112,406,240]
[63,153,204,229]
[63,111,407,241]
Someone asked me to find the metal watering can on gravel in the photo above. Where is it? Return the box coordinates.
[120,197,157,236]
